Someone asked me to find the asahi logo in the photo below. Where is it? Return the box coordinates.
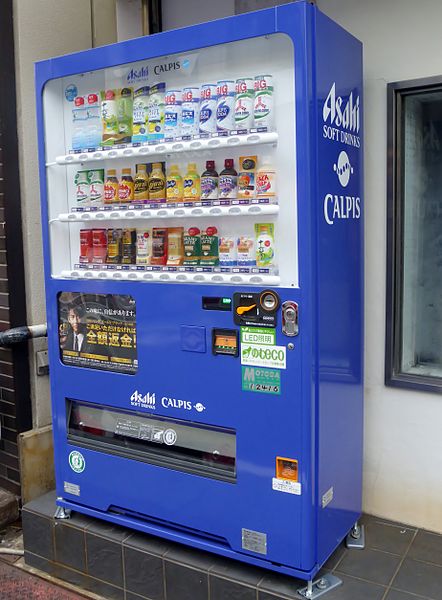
[323,82,361,148]
[127,65,149,84]
[130,390,156,409]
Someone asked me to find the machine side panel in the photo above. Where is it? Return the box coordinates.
[314,10,364,567]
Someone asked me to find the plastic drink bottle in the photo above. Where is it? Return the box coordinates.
[72,96,87,150]
[104,169,119,204]
[219,159,238,199]
[181,88,200,136]
[216,81,235,132]
[201,160,218,200]
[199,84,217,134]
[235,78,254,130]
[134,164,149,202]
[183,163,201,202]
[118,168,135,204]
[86,93,101,148]
[164,89,182,139]
[167,165,184,202]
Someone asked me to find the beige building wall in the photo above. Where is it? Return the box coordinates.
[13,0,116,428]
[317,0,442,532]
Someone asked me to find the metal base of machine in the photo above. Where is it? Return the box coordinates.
[54,499,71,520]
[346,522,365,549]
[298,574,342,599]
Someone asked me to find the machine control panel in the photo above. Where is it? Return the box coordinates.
[233,291,280,328]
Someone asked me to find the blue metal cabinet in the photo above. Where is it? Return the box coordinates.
[35,2,363,579]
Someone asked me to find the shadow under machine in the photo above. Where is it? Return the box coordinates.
[35,1,364,592]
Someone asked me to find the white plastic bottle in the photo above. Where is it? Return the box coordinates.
[85,93,101,148]
[256,156,276,198]
[72,96,87,150]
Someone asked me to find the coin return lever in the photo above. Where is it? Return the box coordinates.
[282,301,299,336]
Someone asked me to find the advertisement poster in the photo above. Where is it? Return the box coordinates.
[58,292,137,374]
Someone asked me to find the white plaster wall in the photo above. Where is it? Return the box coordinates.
[162,0,235,30]
[13,0,116,428]
[317,0,442,532]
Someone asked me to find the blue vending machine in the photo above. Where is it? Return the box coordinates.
[36,1,363,585]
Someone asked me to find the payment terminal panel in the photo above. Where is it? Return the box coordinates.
[35,2,363,580]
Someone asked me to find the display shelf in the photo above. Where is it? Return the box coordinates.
[59,264,280,286]
[56,199,279,222]
[51,130,278,166]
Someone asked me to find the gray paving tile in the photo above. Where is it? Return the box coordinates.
[23,490,57,518]
[85,517,129,542]
[386,590,428,600]
[392,557,442,599]
[322,543,347,571]
[258,571,304,598]
[210,575,256,600]
[259,574,386,600]
[309,574,386,600]
[365,519,416,556]
[209,555,264,586]
[362,514,417,531]
[124,531,171,557]
[408,530,442,567]
[164,542,217,571]
[124,546,164,600]
[86,532,123,587]
[165,560,208,600]
[22,511,54,560]
[54,521,86,572]
[336,547,401,585]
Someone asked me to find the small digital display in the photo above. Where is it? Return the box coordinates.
[202,297,232,311]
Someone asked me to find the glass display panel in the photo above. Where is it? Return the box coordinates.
[43,34,298,287]
[68,400,236,481]
[401,92,442,379]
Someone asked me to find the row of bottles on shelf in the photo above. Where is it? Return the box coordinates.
[71,75,274,150]
[74,156,276,208]
[79,223,275,268]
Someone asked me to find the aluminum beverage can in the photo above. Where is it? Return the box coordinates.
[80,229,93,263]
[254,75,274,129]
[92,229,107,264]
[164,89,182,139]
[216,80,235,132]
[181,87,200,136]
[122,228,137,264]
[235,78,254,130]
[199,84,217,134]
[106,228,122,264]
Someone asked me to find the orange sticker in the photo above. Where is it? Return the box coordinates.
[276,457,298,481]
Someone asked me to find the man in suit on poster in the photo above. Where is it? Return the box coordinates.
[60,304,91,354]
